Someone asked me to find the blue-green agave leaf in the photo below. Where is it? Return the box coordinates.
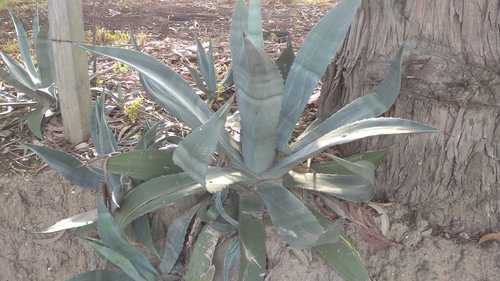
[310,208,369,281]
[65,270,134,281]
[310,148,390,174]
[186,224,220,281]
[32,3,39,42]
[234,37,283,173]
[24,106,46,139]
[194,35,217,92]
[76,43,210,130]
[0,51,36,90]
[34,24,56,88]
[185,63,210,94]
[276,0,362,150]
[106,150,183,181]
[283,170,375,202]
[90,94,118,155]
[268,118,438,177]
[257,182,324,249]
[80,237,147,281]
[23,143,104,190]
[158,204,200,275]
[291,47,404,152]
[224,238,240,281]
[7,6,40,85]
[41,209,97,233]
[229,0,249,65]
[247,0,263,49]
[0,66,39,99]
[96,198,158,280]
[126,31,244,167]
[238,192,266,281]
[132,215,159,257]
[135,120,162,150]
[173,97,233,187]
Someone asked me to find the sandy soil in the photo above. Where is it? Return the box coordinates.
[1,1,499,280]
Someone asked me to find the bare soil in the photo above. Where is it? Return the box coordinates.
[1,1,499,280]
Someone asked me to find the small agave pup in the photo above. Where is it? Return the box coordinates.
[27,0,438,280]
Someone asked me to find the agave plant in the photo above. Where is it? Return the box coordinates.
[0,4,57,138]
[26,0,438,280]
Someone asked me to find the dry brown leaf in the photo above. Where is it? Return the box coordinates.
[478,233,500,245]
[32,230,66,245]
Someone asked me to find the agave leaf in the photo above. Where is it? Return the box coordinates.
[229,0,249,65]
[114,173,202,230]
[106,150,183,181]
[268,118,438,177]
[224,238,240,281]
[23,143,104,190]
[311,209,369,281]
[310,148,390,174]
[247,0,263,49]
[173,97,233,186]
[90,94,118,155]
[187,224,220,281]
[275,36,295,82]
[115,167,253,229]
[79,237,147,281]
[257,182,324,249]
[76,43,211,130]
[96,198,158,280]
[104,34,245,167]
[185,63,210,93]
[194,35,217,92]
[150,214,166,254]
[136,121,163,150]
[158,204,200,275]
[291,47,404,152]
[65,270,133,281]
[132,215,159,257]
[0,51,36,90]
[24,106,46,139]
[234,37,283,173]
[283,170,375,202]
[32,3,39,42]
[0,66,39,99]
[276,0,362,150]
[35,24,56,88]
[7,6,40,85]
[40,209,97,234]
[238,192,266,281]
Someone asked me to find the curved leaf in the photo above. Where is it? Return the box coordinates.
[90,94,118,155]
[7,6,40,85]
[276,0,362,150]
[247,0,263,49]
[194,35,216,92]
[106,150,183,181]
[257,182,324,249]
[238,192,266,281]
[234,37,283,173]
[35,24,56,88]
[291,47,404,152]
[0,66,39,99]
[41,209,97,234]
[267,118,438,177]
[310,148,390,174]
[158,204,200,275]
[96,198,158,280]
[0,50,36,90]
[23,143,104,190]
[283,170,375,202]
[229,0,249,65]
[187,225,220,281]
[173,97,233,186]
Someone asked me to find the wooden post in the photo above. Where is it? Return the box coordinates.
[47,0,91,144]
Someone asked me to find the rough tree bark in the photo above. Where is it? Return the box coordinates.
[318,0,500,232]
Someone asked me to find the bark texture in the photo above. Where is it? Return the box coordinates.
[318,0,500,232]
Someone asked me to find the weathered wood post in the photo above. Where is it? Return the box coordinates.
[47,0,91,144]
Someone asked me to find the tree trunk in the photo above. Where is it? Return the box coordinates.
[318,0,500,232]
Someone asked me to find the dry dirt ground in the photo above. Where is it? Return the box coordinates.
[1,1,500,280]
